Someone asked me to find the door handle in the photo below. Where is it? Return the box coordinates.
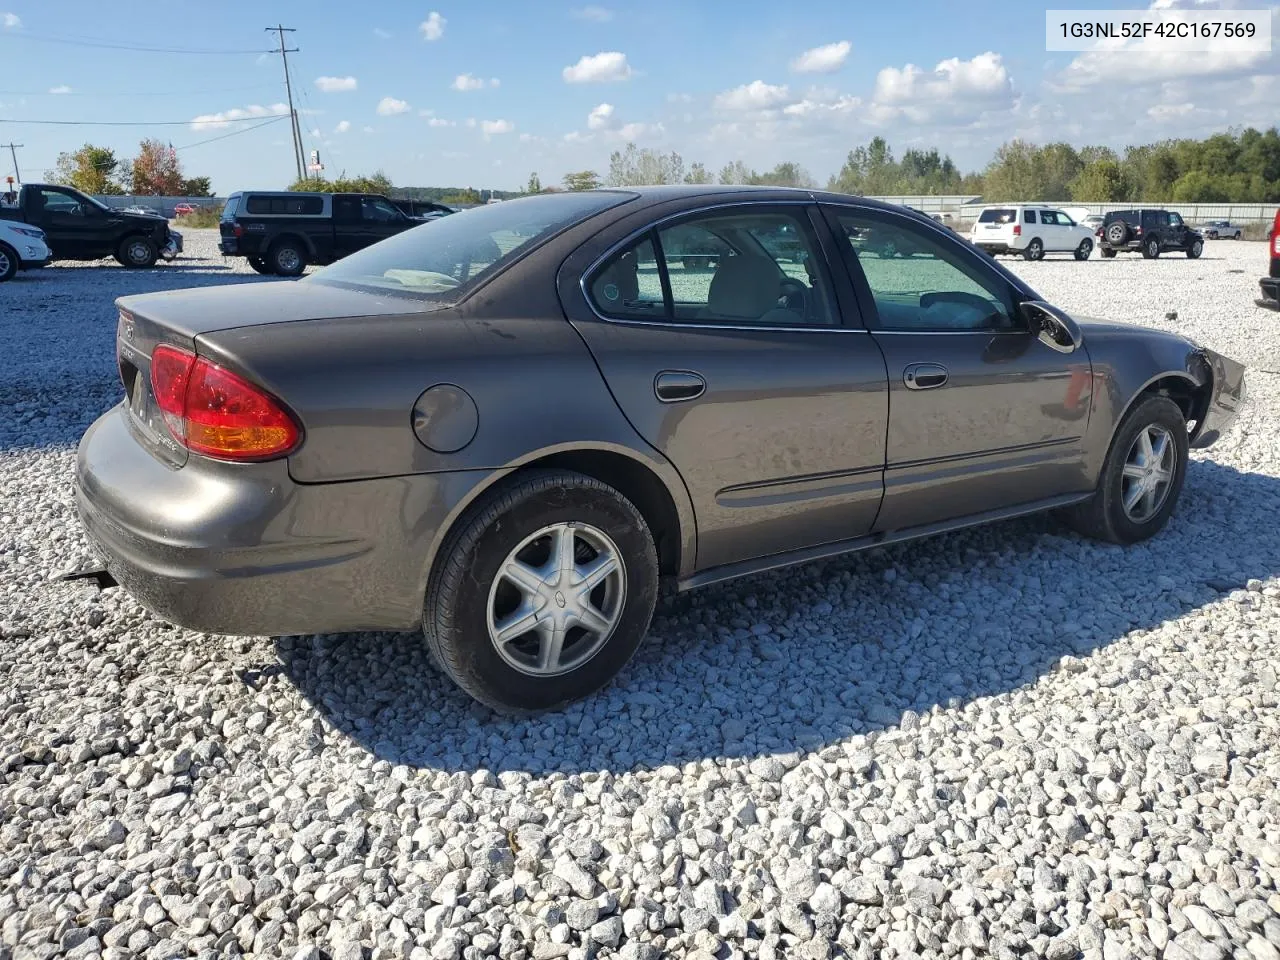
[654,370,706,403]
[903,363,948,390]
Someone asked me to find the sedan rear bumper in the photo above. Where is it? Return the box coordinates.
[75,404,495,636]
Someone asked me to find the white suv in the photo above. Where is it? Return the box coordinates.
[0,219,51,283]
[970,205,1096,261]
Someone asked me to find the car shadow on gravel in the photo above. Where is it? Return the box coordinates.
[275,457,1280,776]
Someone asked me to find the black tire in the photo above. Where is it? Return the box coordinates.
[117,235,158,269]
[0,242,17,283]
[1100,247,1117,259]
[270,239,307,277]
[1023,238,1044,261]
[1105,221,1129,245]
[1074,238,1093,261]
[1142,236,1160,259]
[247,256,274,275]
[424,469,660,713]
[1186,238,1203,259]
[1060,395,1188,545]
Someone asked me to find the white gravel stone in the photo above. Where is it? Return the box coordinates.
[2,232,1279,960]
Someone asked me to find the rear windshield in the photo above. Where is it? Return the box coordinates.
[307,191,634,301]
[221,195,240,220]
[978,208,1016,224]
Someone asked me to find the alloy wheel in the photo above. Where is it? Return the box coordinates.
[1121,424,1176,523]
[485,522,627,677]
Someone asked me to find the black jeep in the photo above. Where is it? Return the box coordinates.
[1098,209,1203,260]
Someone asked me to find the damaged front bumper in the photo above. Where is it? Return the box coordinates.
[1190,347,1247,448]
[161,230,183,261]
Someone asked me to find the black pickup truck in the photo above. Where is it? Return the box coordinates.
[0,183,182,267]
[218,191,420,276]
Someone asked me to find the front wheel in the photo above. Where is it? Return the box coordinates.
[1186,239,1203,259]
[1023,238,1044,261]
[1074,238,1093,261]
[0,242,17,283]
[117,235,158,268]
[1142,237,1160,259]
[424,470,660,712]
[1060,395,1188,545]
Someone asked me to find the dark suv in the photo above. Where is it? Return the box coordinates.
[218,191,419,276]
[1098,209,1203,260]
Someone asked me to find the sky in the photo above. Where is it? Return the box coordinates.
[0,0,1277,195]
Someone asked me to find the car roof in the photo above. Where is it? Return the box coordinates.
[587,184,942,218]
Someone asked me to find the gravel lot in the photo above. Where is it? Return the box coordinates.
[2,231,1280,960]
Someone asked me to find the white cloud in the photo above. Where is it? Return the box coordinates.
[564,131,593,143]
[362,125,375,134]
[2,12,19,28]
[480,119,514,136]
[874,51,1011,105]
[714,80,792,111]
[376,96,410,116]
[420,11,445,41]
[1054,47,1270,90]
[427,117,454,127]
[1147,102,1197,120]
[334,120,351,134]
[189,102,290,130]
[315,75,357,93]
[791,40,851,74]
[572,5,613,20]
[587,102,615,129]
[452,73,498,91]
[617,121,663,140]
[48,85,72,95]
[562,51,633,83]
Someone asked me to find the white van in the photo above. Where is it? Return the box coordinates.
[970,205,1096,261]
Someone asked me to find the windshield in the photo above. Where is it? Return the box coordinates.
[307,191,633,299]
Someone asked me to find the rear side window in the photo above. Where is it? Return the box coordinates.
[588,236,665,320]
[244,195,324,216]
[1024,210,1037,224]
[978,208,1016,224]
[221,196,240,220]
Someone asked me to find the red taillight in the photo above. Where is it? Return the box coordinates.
[1095,227,1103,238]
[233,224,244,237]
[149,344,301,461]
[1012,224,1021,236]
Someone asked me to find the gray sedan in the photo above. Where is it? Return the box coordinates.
[76,186,1246,712]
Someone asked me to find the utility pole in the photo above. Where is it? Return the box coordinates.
[1,143,21,183]
[265,25,304,183]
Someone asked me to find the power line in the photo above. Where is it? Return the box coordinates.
[0,115,290,127]
[175,115,289,151]
[0,31,268,55]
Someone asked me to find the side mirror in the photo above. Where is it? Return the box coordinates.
[1019,300,1083,354]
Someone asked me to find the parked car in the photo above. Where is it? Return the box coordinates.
[173,203,199,217]
[0,218,51,282]
[1081,214,1105,231]
[1099,209,1203,259]
[970,205,1096,261]
[1258,208,1280,310]
[390,198,456,221]
[217,190,420,276]
[1200,219,1243,240]
[75,186,1246,712]
[0,184,182,267]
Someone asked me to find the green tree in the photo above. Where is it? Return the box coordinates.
[1170,170,1229,203]
[180,176,213,197]
[49,144,125,195]
[750,161,814,188]
[718,160,754,185]
[562,170,602,191]
[827,137,902,195]
[128,139,185,195]
[1069,159,1128,201]
[684,162,713,184]
[526,172,542,194]
[981,139,1043,201]
[441,187,483,205]
[607,144,685,186]
[1036,142,1083,200]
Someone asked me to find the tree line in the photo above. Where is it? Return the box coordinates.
[47,142,213,197]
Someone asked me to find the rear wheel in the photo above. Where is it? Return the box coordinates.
[1186,238,1203,259]
[270,239,307,277]
[424,469,660,712]
[1142,236,1160,259]
[1074,238,1093,261]
[117,235,158,268]
[1060,395,1188,545]
[0,242,18,283]
[1023,238,1044,261]
[247,256,274,275]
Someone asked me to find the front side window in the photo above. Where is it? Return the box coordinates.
[363,197,404,222]
[310,190,630,300]
[832,210,1017,332]
[586,208,837,327]
[1169,213,1184,227]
